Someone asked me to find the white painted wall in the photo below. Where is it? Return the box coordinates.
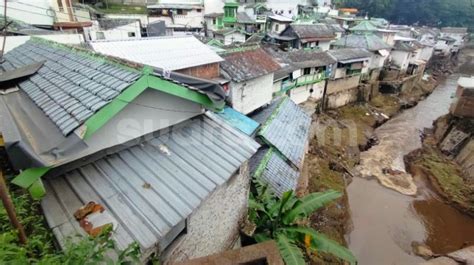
[229,74,274,114]
[1,35,84,53]
[85,20,141,41]
[62,89,203,166]
[391,50,411,71]
[289,81,325,104]
[434,39,451,55]
[215,32,246,45]
[265,0,309,18]
[272,80,283,94]
[419,46,434,62]
[369,52,388,69]
[0,0,53,26]
[203,0,225,14]
[269,21,290,34]
[148,10,204,29]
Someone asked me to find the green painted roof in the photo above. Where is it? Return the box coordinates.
[350,20,378,32]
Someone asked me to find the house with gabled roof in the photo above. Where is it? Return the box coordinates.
[279,24,337,51]
[90,36,224,80]
[220,47,281,114]
[264,45,336,104]
[326,48,372,108]
[0,38,260,263]
[332,32,392,79]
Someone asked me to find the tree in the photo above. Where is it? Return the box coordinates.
[248,182,356,265]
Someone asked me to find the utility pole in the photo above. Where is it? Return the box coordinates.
[0,0,8,62]
[0,171,27,245]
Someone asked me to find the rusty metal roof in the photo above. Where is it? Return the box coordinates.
[220,48,280,82]
[282,24,336,40]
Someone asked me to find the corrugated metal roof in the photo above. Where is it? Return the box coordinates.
[282,24,336,40]
[213,107,259,135]
[41,113,259,256]
[249,148,299,198]
[90,36,224,71]
[98,18,139,30]
[328,48,372,61]
[349,21,378,32]
[332,33,392,51]
[220,48,280,82]
[258,97,311,169]
[2,40,140,135]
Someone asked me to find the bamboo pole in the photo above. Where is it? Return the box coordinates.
[0,171,27,245]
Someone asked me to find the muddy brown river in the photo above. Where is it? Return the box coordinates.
[347,75,474,265]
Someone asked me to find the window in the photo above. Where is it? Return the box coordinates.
[303,68,311,75]
[213,18,216,25]
[57,0,63,12]
[96,32,105,40]
[177,9,186,15]
[128,32,136,37]
[275,24,279,32]
[196,8,202,12]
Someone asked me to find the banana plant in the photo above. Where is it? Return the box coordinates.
[248,184,356,265]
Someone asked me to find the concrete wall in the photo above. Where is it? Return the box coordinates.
[148,10,204,29]
[391,50,411,72]
[216,32,246,45]
[272,80,283,94]
[325,76,360,108]
[326,87,359,109]
[162,162,250,263]
[229,74,274,114]
[86,20,142,41]
[1,35,84,53]
[0,0,53,26]
[455,139,474,181]
[369,53,389,70]
[176,63,220,80]
[289,82,325,104]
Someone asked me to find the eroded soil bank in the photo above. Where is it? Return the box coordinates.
[304,48,474,264]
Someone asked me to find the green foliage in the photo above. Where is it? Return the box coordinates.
[248,180,356,265]
[275,234,306,265]
[336,0,474,30]
[0,184,141,264]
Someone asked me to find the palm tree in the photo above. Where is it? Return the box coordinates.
[248,183,356,265]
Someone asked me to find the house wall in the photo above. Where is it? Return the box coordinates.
[176,63,220,80]
[221,32,246,45]
[289,81,325,104]
[369,53,387,69]
[67,89,203,165]
[229,74,274,114]
[269,21,289,34]
[148,9,204,29]
[419,46,434,62]
[272,80,283,94]
[204,0,225,14]
[435,40,451,55]
[391,50,411,71]
[1,35,84,53]
[326,75,361,108]
[86,21,141,41]
[162,162,250,263]
[0,0,53,26]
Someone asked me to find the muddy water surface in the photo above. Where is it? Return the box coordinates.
[347,75,474,265]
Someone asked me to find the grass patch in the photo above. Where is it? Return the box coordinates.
[370,94,401,117]
[414,146,474,215]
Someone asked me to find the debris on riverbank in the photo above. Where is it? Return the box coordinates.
[406,114,474,217]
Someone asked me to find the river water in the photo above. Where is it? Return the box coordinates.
[346,75,474,265]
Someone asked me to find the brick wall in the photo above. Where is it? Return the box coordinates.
[162,162,250,264]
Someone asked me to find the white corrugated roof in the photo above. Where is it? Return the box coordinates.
[90,36,224,71]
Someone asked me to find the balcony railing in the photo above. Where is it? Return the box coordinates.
[281,72,327,92]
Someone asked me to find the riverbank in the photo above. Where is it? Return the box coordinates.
[406,114,474,217]
[303,51,461,264]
